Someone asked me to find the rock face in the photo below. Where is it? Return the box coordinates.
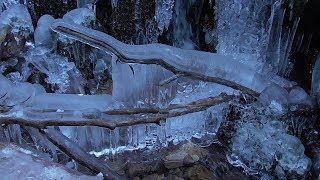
[0,142,101,180]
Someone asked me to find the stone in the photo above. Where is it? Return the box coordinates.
[127,163,148,178]
[141,173,164,180]
[184,165,215,180]
[164,143,208,169]
[166,174,184,180]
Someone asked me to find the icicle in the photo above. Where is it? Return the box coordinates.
[8,124,22,144]
[155,0,175,33]
[312,54,320,106]
[172,0,196,49]
[157,121,167,147]
[111,0,118,9]
[279,17,300,76]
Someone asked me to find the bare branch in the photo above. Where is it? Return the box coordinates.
[40,128,120,179]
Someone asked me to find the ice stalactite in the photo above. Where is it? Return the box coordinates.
[25,47,85,94]
[172,0,197,49]
[312,54,320,106]
[76,0,95,8]
[155,0,174,34]
[215,0,299,75]
[111,0,118,9]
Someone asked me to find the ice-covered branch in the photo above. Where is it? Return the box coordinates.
[0,93,235,129]
[40,128,120,179]
[51,19,284,97]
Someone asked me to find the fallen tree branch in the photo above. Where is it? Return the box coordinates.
[52,20,262,97]
[40,128,120,179]
[0,94,235,129]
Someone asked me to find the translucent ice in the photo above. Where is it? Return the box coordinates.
[51,20,293,95]
[231,119,311,178]
[155,0,174,33]
[0,4,33,38]
[289,86,314,108]
[25,47,85,93]
[215,0,299,75]
[259,84,290,112]
[34,15,55,48]
[63,8,95,25]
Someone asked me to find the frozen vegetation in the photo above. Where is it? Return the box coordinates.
[0,0,319,179]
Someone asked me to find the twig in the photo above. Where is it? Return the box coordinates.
[159,74,182,86]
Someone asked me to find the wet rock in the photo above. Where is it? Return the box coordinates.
[166,174,184,180]
[141,173,164,180]
[127,162,149,178]
[168,168,183,177]
[164,143,208,169]
[184,164,215,180]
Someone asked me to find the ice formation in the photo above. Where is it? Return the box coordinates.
[0,4,33,39]
[155,0,174,34]
[259,84,290,112]
[215,0,299,75]
[289,86,314,108]
[41,17,297,153]
[172,0,196,49]
[25,47,85,93]
[111,0,118,9]
[0,143,101,179]
[312,54,320,106]
[34,15,55,48]
[230,113,311,178]
[0,1,314,167]
[63,8,95,25]
[52,20,293,94]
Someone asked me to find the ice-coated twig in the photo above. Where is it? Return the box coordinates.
[159,74,182,86]
[51,19,261,97]
[40,128,120,179]
[0,93,235,129]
